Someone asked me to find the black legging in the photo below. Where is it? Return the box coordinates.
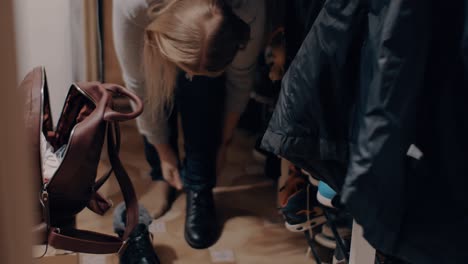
[144,73,225,191]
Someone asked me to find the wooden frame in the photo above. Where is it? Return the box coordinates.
[102,0,124,84]
[0,1,34,263]
[83,0,100,81]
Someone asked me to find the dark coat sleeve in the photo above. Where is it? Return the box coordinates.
[342,0,468,262]
[261,0,366,189]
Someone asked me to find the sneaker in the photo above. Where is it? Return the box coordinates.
[333,246,349,264]
[301,169,320,187]
[278,166,327,232]
[315,225,351,264]
[322,223,352,242]
[317,181,337,208]
[306,239,334,264]
[314,221,352,250]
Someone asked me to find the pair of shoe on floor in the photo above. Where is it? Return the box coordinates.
[278,164,348,232]
[115,186,219,264]
[278,165,352,264]
[277,165,327,232]
[278,165,341,233]
[314,223,352,264]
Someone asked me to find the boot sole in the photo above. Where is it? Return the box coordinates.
[184,230,216,250]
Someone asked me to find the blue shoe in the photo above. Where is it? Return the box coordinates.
[278,166,327,232]
[317,181,337,208]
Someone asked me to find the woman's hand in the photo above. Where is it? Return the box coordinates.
[156,143,183,190]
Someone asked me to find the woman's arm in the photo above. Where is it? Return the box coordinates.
[113,0,183,189]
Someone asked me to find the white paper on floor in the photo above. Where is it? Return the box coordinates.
[80,254,108,264]
[149,221,167,233]
[210,249,236,263]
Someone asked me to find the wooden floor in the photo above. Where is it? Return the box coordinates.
[77,118,314,264]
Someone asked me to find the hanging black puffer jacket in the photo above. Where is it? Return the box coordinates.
[284,0,326,63]
[261,0,367,190]
[262,0,468,263]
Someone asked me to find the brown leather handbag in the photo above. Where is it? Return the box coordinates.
[22,67,143,254]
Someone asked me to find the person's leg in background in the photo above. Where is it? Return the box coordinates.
[177,73,225,249]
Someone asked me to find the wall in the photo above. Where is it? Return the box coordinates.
[0,0,34,263]
[13,0,87,124]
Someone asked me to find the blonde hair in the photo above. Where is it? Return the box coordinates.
[143,0,250,116]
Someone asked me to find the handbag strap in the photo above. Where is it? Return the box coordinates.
[106,121,139,240]
[48,122,138,254]
[102,84,144,122]
[48,228,128,255]
[92,122,121,192]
